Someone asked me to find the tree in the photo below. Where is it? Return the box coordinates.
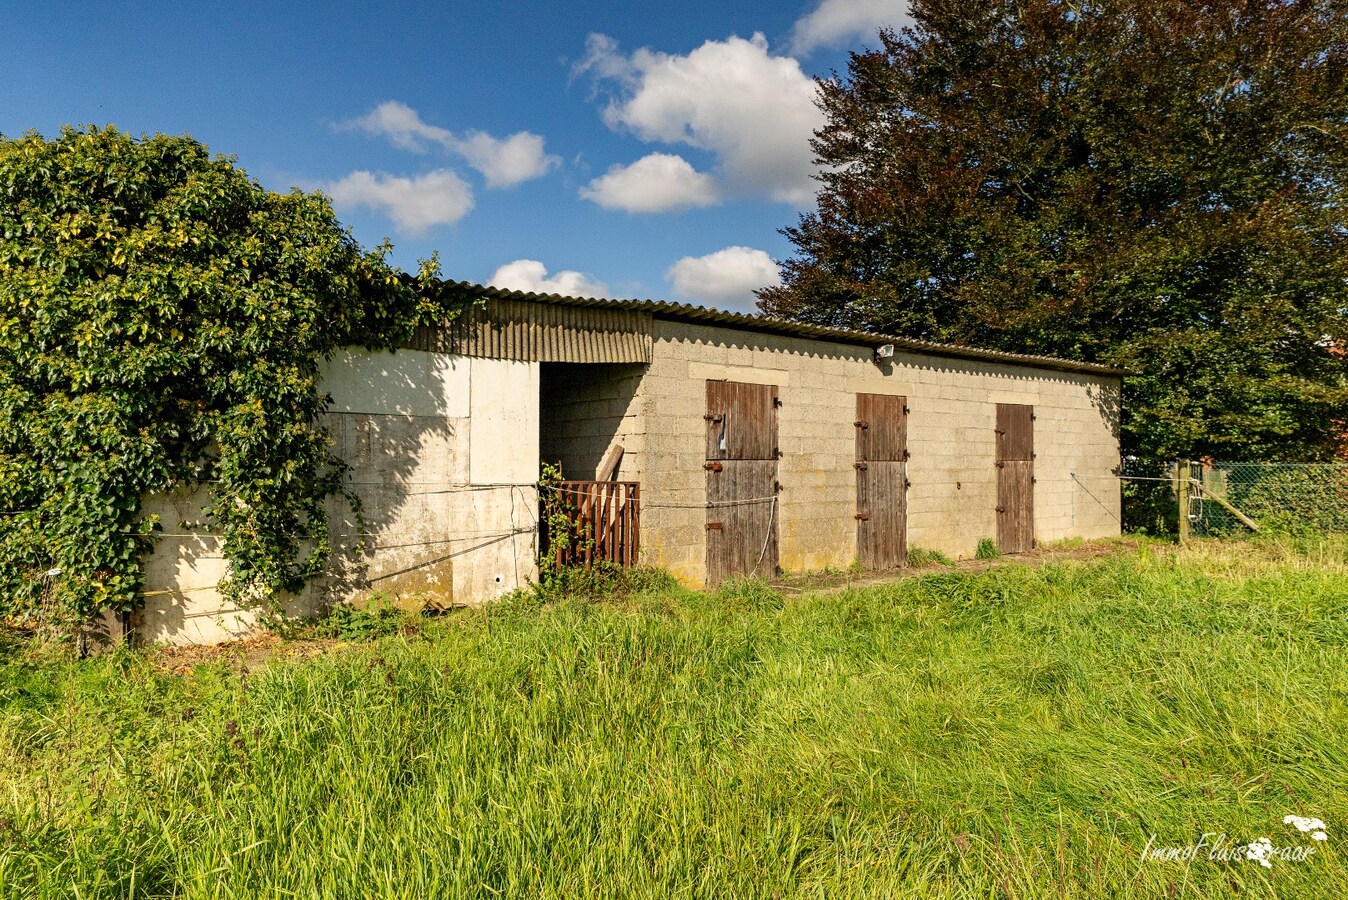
[0,127,455,625]
[760,0,1348,463]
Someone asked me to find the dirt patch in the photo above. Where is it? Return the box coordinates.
[155,632,344,676]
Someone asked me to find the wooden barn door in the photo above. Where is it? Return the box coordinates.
[996,403,1035,554]
[855,394,908,569]
[705,381,779,584]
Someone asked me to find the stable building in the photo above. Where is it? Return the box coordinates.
[137,283,1122,644]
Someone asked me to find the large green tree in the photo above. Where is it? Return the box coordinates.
[761,0,1348,462]
[0,127,453,624]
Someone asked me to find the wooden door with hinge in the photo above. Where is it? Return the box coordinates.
[705,381,780,584]
[855,394,908,569]
[995,403,1035,553]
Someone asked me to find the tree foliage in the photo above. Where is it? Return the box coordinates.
[761,0,1348,462]
[0,127,457,625]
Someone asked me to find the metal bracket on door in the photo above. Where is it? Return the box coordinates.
[704,462,723,472]
[854,420,869,429]
[706,522,723,531]
[854,513,871,521]
[854,462,868,470]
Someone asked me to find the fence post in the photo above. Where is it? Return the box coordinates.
[1177,459,1190,543]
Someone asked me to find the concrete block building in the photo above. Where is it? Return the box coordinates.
[137,283,1121,644]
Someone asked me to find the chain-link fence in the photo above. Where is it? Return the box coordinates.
[1187,461,1348,537]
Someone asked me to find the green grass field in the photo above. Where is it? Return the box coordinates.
[1,537,1346,898]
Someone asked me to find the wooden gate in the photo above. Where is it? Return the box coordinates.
[855,394,908,569]
[995,403,1035,553]
[543,481,641,569]
[705,381,779,584]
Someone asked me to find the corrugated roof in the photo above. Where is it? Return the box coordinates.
[435,280,1121,377]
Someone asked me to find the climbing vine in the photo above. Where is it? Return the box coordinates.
[0,127,465,626]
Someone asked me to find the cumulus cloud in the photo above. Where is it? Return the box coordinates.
[488,260,609,299]
[576,33,824,206]
[791,0,912,55]
[666,246,782,311]
[580,153,720,213]
[342,101,558,187]
[344,100,454,152]
[324,170,474,234]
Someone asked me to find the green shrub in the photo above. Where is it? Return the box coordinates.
[907,546,955,567]
[975,538,1001,559]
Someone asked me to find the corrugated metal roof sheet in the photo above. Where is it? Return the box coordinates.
[420,280,1120,377]
[406,297,652,363]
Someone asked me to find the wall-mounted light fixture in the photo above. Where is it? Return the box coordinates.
[874,343,895,363]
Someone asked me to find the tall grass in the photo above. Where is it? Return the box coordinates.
[0,538,1345,898]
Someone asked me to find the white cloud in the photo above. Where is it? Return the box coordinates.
[577,33,824,206]
[791,0,912,55]
[342,101,557,187]
[454,131,556,188]
[580,153,720,213]
[666,246,782,311]
[344,100,454,153]
[325,170,474,234]
[488,260,609,299]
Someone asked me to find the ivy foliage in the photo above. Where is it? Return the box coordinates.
[0,127,459,625]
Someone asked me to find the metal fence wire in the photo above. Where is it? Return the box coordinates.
[1187,461,1348,536]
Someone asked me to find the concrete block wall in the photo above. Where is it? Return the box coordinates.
[136,349,539,645]
[632,321,1121,586]
[539,363,646,482]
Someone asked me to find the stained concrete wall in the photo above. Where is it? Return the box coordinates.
[620,321,1121,585]
[135,349,539,645]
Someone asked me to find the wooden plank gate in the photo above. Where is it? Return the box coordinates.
[995,403,1035,553]
[855,394,908,569]
[704,380,779,584]
[542,480,641,569]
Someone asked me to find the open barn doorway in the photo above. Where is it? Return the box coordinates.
[538,363,647,569]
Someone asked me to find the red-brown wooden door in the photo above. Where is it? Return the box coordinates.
[996,403,1035,553]
[705,381,779,583]
[855,394,908,569]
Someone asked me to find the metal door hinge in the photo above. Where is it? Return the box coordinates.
[854,513,871,521]
[854,420,869,429]
[904,479,912,489]
[773,396,783,408]
[902,449,911,461]
[903,405,910,415]
[854,462,868,470]
[706,522,723,531]
[995,506,1006,513]
[996,460,1005,468]
[704,461,723,472]
[703,414,723,422]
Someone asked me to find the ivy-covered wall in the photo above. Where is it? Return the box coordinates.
[135,349,539,645]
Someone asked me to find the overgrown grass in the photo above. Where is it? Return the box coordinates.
[907,546,956,568]
[1,538,1346,897]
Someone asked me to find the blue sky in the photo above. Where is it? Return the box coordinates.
[4,1,910,312]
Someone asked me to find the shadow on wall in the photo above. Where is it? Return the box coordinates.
[309,349,464,612]
[1087,379,1123,460]
[540,362,646,481]
[136,349,461,641]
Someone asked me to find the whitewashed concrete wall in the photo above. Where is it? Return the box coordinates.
[595,321,1120,585]
[136,349,539,645]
